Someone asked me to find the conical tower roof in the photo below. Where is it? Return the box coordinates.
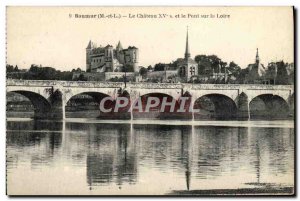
[185,27,191,59]
[86,40,92,49]
[116,41,123,50]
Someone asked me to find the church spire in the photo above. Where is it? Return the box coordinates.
[185,26,191,59]
[256,48,260,63]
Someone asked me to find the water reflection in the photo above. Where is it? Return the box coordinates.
[6,120,294,195]
[84,124,137,188]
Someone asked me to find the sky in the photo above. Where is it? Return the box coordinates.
[7,6,294,71]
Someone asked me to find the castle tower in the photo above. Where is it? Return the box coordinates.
[86,40,92,72]
[185,27,191,59]
[128,46,139,72]
[116,41,123,63]
[105,45,114,72]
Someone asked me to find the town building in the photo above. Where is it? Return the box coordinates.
[146,65,178,83]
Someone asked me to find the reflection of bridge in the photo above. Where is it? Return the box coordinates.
[7,79,294,120]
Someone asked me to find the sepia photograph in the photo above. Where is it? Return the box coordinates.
[6,6,295,196]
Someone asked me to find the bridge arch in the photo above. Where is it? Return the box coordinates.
[193,93,238,120]
[132,92,180,119]
[66,91,112,104]
[135,89,180,101]
[246,90,291,106]
[7,90,52,119]
[249,94,290,120]
[65,91,114,118]
[64,87,119,104]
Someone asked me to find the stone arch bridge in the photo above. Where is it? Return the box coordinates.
[7,79,294,120]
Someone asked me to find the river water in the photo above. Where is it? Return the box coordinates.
[6,119,294,195]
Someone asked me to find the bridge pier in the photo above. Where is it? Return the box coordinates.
[34,89,64,120]
[288,93,294,118]
[237,92,250,120]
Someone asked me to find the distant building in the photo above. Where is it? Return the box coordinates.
[265,61,293,85]
[245,48,266,84]
[146,64,178,83]
[197,60,228,83]
[286,63,294,76]
[86,40,139,73]
[177,28,198,82]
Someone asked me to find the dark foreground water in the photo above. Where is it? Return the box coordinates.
[6,119,294,195]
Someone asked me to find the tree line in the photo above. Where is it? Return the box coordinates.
[6,64,84,81]
[139,54,294,84]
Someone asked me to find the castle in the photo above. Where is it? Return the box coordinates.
[86,40,139,73]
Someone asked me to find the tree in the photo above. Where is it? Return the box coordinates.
[77,74,87,81]
[169,59,182,68]
[14,65,19,72]
[7,64,79,81]
[147,65,153,71]
[227,61,241,78]
[153,63,165,71]
[29,64,39,73]
[6,64,14,73]
[195,54,227,75]
[37,67,57,80]
[236,68,249,84]
[276,61,289,85]
[139,67,148,78]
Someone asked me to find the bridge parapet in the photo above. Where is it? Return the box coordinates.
[60,81,123,88]
[7,79,124,88]
[7,79,293,91]
[242,84,293,90]
[128,82,182,89]
[7,79,59,87]
[184,83,293,91]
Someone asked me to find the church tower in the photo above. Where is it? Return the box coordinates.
[177,27,198,82]
[245,48,266,83]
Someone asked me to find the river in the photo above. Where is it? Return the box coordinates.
[6,118,294,195]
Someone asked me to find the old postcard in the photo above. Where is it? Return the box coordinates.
[6,6,294,196]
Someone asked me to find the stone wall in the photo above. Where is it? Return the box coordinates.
[105,72,135,80]
[146,70,177,82]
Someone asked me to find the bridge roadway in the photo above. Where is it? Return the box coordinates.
[6,79,294,120]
